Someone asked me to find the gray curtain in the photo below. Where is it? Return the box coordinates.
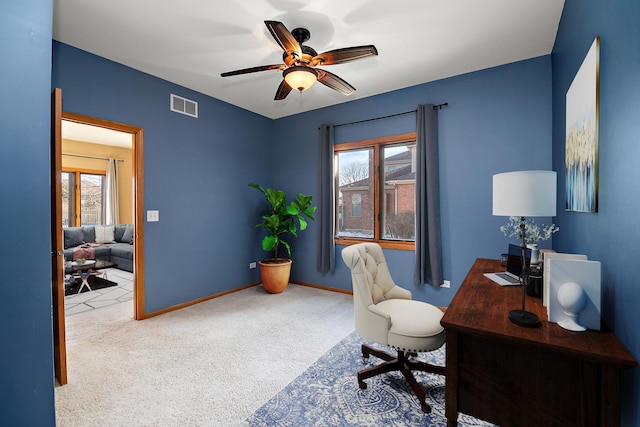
[318,123,335,273]
[414,104,443,286]
[105,158,119,225]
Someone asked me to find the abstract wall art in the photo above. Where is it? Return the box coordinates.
[565,36,600,212]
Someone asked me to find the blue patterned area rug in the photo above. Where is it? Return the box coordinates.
[247,331,495,427]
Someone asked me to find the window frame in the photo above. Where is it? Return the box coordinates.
[334,132,416,251]
[62,167,106,227]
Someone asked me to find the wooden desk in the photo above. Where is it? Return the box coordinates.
[441,258,637,427]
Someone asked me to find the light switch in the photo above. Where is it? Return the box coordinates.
[147,210,159,222]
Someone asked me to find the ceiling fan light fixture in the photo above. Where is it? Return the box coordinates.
[283,66,318,92]
[221,21,377,100]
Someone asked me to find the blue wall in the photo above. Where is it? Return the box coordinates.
[273,56,553,308]
[551,0,640,424]
[52,42,273,313]
[0,0,56,425]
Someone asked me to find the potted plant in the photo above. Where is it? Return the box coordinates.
[249,183,317,293]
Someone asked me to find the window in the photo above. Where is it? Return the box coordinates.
[62,169,105,227]
[335,133,416,250]
[351,193,362,217]
[61,172,75,227]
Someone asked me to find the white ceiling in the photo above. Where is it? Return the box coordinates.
[53,0,564,120]
[62,120,133,148]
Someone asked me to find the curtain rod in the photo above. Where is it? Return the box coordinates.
[62,153,125,162]
[329,102,448,129]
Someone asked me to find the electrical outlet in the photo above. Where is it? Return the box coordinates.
[249,262,257,269]
[441,280,451,288]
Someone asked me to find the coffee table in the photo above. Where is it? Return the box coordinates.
[65,259,117,294]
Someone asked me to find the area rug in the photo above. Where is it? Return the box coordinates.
[247,331,495,427]
[64,276,117,296]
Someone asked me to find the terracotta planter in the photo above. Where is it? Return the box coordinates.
[258,258,292,294]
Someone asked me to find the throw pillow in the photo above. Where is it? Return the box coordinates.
[82,226,96,244]
[64,227,84,249]
[94,225,116,244]
[122,224,134,244]
[114,224,126,242]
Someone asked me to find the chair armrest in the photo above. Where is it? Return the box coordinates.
[368,303,392,321]
[385,285,412,300]
[355,302,392,345]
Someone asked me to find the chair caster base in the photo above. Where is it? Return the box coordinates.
[357,343,444,414]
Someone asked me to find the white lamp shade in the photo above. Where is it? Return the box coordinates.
[493,170,557,217]
[283,66,318,92]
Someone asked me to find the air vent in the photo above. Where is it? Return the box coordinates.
[170,94,198,118]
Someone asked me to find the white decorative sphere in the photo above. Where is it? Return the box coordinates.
[557,282,587,313]
[557,281,588,331]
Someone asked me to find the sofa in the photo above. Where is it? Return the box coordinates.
[63,224,134,273]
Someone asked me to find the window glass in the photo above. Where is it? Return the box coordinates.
[80,174,104,226]
[336,148,374,239]
[381,143,416,241]
[351,194,362,217]
[61,172,75,227]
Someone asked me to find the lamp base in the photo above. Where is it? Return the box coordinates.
[509,309,541,327]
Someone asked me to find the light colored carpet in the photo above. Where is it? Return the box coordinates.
[55,284,355,426]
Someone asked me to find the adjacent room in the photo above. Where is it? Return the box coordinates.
[3,0,639,426]
[60,120,135,315]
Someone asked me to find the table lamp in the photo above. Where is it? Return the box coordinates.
[493,170,557,327]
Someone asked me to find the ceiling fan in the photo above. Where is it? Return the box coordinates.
[221,20,378,100]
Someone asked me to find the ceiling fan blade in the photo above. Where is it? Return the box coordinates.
[264,20,302,58]
[317,69,356,95]
[274,80,293,100]
[313,45,378,66]
[220,64,283,77]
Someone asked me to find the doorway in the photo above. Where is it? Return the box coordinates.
[61,122,133,314]
[53,108,146,385]
[61,112,145,318]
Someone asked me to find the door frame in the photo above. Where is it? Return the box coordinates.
[62,111,146,319]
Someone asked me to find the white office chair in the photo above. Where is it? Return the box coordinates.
[341,242,445,413]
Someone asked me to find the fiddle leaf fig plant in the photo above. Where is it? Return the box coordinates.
[249,183,317,259]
